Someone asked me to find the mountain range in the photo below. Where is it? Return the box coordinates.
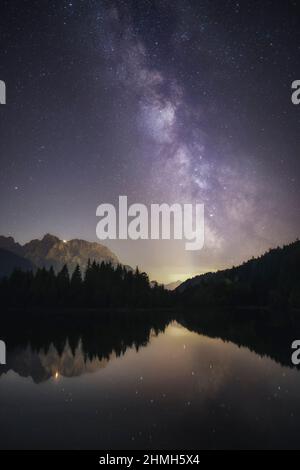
[164,280,182,291]
[0,233,119,276]
[0,248,35,278]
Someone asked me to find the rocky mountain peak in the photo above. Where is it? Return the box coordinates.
[0,233,120,274]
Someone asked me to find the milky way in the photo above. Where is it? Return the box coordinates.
[0,0,299,282]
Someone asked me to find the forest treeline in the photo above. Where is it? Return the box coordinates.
[0,261,172,309]
[0,240,299,311]
[179,240,300,310]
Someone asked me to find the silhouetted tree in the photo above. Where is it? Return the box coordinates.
[56,264,70,306]
[70,264,83,306]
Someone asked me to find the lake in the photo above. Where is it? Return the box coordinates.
[0,313,300,449]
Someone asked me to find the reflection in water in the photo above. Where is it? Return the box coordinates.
[0,341,111,383]
[1,310,300,449]
[0,311,172,383]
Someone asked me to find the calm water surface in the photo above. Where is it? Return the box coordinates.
[0,319,300,449]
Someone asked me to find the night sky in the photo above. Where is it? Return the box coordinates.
[0,0,299,282]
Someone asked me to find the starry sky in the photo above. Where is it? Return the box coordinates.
[0,0,300,283]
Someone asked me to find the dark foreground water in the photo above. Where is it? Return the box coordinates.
[0,312,300,449]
